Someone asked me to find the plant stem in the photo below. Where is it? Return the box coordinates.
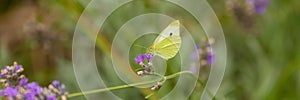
[67,71,201,98]
[67,78,161,98]
[145,92,155,99]
[152,72,167,83]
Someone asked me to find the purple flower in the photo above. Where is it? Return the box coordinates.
[145,54,153,61]
[135,54,153,64]
[0,66,8,78]
[0,90,4,96]
[135,54,144,64]
[195,44,200,50]
[19,78,28,86]
[0,73,5,78]
[0,62,68,100]
[15,65,23,71]
[52,80,60,88]
[24,92,36,100]
[207,52,215,64]
[247,0,269,14]
[0,87,18,97]
[47,95,57,100]
[3,66,9,70]
[25,82,42,95]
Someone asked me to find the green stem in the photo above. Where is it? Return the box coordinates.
[144,92,155,99]
[67,78,161,98]
[67,71,205,98]
[164,71,193,79]
[152,72,167,83]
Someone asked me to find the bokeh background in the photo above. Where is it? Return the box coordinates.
[0,0,299,100]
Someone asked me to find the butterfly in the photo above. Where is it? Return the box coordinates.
[147,20,181,60]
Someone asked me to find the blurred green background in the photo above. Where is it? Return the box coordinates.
[0,0,299,100]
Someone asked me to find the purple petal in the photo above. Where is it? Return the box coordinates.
[135,57,143,64]
[25,82,42,95]
[15,65,23,70]
[3,66,9,70]
[0,89,5,96]
[254,0,269,14]
[47,95,57,100]
[195,44,200,50]
[0,66,9,78]
[135,54,154,64]
[145,54,153,62]
[0,73,5,78]
[4,87,18,97]
[138,54,146,59]
[19,78,28,86]
[135,54,144,64]
[247,0,269,14]
[207,52,215,64]
[52,80,60,88]
[24,92,36,100]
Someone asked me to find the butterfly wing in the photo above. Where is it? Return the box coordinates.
[154,20,180,43]
[154,35,181,59]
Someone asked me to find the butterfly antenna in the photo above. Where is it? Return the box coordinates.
[133,45,147,49]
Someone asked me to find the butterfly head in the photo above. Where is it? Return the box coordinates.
[147,45,155,54]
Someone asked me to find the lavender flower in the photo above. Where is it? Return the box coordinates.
[0,86,18,97]
[135,54,153,65]
[134,54,154,75]
[207,52,215,64]
[48,80,68,98]
[247,0,269,14]
[24,92,36,100]
[15,65,23,71]
[0,62,68,100]
[134,55,144,65]
[52,80,60,88]
[0,62,25,88]
[47,95,57,100]
[19,77,28,86]
[190,38,215,67]
[25,82,43,95]
[145,54,153,62]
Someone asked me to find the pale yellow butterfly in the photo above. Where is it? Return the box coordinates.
[147,20,181,60]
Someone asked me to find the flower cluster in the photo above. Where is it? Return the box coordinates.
[134,54,153,75]
[0,62,24,88]
[191,38,215,67]
[227,0,255,28]
[188,38,215,82]
[134,54,164,90]
[0,62,68,100]
[227,0,269,30]
[247,0,269,14]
